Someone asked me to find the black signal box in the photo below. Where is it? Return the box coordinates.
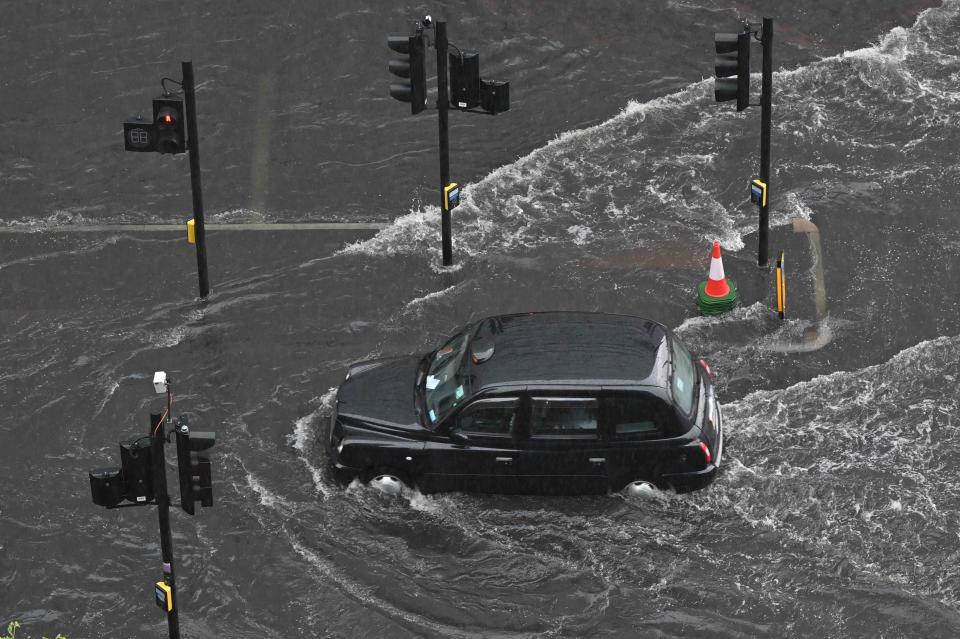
[120,438,154,504]
[89,467,124,508]
[152,95,187,154]
[480,80,510,114]
[124,117,157,153]
[449,51,480,109]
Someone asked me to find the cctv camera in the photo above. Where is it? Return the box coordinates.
[153,371,168,394]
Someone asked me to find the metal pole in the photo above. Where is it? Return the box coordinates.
[150,412,180,639]
[436,21,452,267]
[182,61,210,297]
[758,17,773,266]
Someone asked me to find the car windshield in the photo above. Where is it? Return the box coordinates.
[423,330,471,425]
[670,338,697,415]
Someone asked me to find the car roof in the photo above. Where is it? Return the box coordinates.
[466,311,671,393]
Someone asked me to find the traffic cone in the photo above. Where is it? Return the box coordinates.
[697,241,738,315]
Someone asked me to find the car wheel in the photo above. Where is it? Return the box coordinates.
[622,479,658,498]
[365,468,412,496]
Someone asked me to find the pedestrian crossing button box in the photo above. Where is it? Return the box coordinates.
[750,179,767,207]
[444,183,461,212]
[155,581,173,613]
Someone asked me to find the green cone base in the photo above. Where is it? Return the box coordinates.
[697,279,738,316]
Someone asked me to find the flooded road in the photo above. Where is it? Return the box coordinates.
[2,0,960,636]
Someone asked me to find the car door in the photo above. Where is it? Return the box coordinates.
[418,396,521,493]
[600,391,675,488]
[514,395,609,494]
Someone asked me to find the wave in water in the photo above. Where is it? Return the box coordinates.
[342,0,960,265]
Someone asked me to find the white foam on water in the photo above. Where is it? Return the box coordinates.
[725,334,959,426]
[287,388,337,500]
[148,325,188,349]
[209,208,267,223]
[712,333,960,606]
[340,82,716,259]
[567,224,594,246]
[0,234,122,272]
[336,0,960,269]
[674,301,772,335]
[402,284,461,312]
[0,208,104,229]
[245,470,296,514]
[92,379,120,419]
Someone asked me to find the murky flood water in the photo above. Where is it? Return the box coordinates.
[2,0,960,636]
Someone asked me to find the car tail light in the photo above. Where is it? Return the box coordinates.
[698,440,712,466]
[699,359,713,379]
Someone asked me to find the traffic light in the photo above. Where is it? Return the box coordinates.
[88,436,154,507]
[152,95,187,154]
[120,437,155,503]
[479,80,510,114]
[388,33,427,114]
[449,51,480,109]
[89,467,124,507]
[714,29,750,111]
[175,419,215,515]
[124,116,157,153]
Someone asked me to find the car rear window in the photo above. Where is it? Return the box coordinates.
[530,398,598,439]
[670,338,697,416]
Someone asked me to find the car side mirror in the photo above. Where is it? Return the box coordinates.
[449,429,471,446]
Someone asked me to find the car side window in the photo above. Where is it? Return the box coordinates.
[529,398,598,439]
[604,394,675,439]
[456,398,519,438]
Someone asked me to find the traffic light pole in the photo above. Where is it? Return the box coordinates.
[150,411,180,639]
[435,21,453,267]
[758,18,773,267]
[182,61,210,298]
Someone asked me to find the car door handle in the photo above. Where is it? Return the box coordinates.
[495,457,514,463]
[588,457,606,464]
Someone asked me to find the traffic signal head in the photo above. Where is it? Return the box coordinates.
[152,95,187,154]
[120,437,155,503]
[175,423,215,515]
[480,80,510,114]
[124,117,157,152]
[89,467,124,507]
[388,33,428,115]
[449,51,480,109]
[88,435,156,508]
[714,30,750,111]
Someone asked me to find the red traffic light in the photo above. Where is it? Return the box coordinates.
[156,107,178,127]
[152,96,186,154]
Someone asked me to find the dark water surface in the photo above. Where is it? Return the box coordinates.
[2,0,960,637]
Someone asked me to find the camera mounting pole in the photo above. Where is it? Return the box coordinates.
[435,20,453,266]
[150,410,181,639]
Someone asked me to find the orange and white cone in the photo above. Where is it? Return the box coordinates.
[697,241,738,315]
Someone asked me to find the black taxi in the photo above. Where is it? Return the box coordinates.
[327,312,723,495]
